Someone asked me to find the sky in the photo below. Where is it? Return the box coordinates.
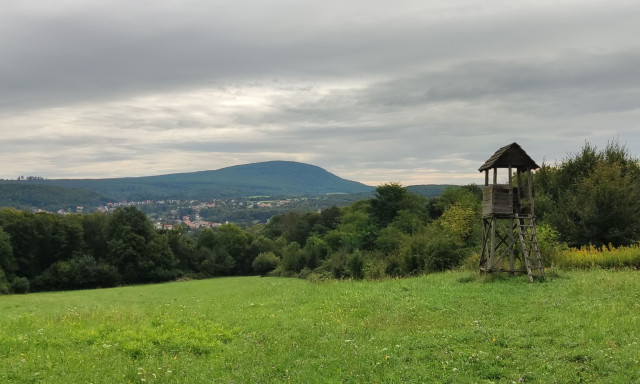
[1,0,640,186]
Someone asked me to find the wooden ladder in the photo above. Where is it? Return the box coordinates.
[515,214,545,282]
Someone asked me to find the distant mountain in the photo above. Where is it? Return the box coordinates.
[18,161,375,201]
[407,184,454,198]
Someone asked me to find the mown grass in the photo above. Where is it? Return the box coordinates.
[1,270,639,383]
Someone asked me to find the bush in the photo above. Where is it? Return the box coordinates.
[423,234,465,272]
[306,269,334,282]
[323,248,349,278]
[280,242,303,273]
[252,252,279,276]
[399,232,430,274]
[11,276,30,294]
[347,252,364,279]
[31,255,121,291]
[0,267,9,294]
[375,227,404,253]
[536,223,566,266]
[363,257,387,280]
[399,229,466,274]
[460,252,481,271]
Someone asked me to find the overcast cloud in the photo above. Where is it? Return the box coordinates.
[1,0,639,185]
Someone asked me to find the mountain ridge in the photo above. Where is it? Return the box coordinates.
[1,161,375,204]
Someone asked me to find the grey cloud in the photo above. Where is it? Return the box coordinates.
[4,0,638,112]
[2,0,640,183]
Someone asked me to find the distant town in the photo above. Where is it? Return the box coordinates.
[45,197,293,228]
[40,193,366,228]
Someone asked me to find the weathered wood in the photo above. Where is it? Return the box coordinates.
[482,185,513,217]
[478,143,544,281]
[490,219,496,270]
[478,142,540,172]
[527,169,535,217]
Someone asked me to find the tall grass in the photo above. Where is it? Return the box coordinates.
[554,244,640,269]
[2,271,640,383]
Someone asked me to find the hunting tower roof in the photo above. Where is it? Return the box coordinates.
[478,142,539,172]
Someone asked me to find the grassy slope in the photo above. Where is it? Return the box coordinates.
[1,270,639,383]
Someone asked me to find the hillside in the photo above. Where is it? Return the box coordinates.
[407,184,453,198]
[5,161,374,202]
[0,183,109,211]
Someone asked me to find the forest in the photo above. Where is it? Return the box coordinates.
[1,141,639,293]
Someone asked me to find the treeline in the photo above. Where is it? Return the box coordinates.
[0,207,275,293]
[533,141,640,248]
[0,184,481,293]
[1,140,639,294]
[259,184,482,279]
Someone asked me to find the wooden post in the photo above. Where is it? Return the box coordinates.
[490,219,496,270]
[527,169,534,216]
[516,170,523,213]
[493,168,497,185]
[509,218,515,275]
[485,170,489,186]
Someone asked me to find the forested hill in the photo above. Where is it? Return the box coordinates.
[0,183,109,211]
[6,161,375,201]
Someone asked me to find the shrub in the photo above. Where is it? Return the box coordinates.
[536,223,566,266]
[375,226,404,253]
[347,252,364,279]
[0,267,9,294]
[306,269,334,282]
[31,255,120,291]
[11,276,30,294]
[322,248,349,278]
[423,234,465,272]
[363,257,387,280]
[252,252,279,276]
[460,252,481,271]
[399,232,430,274]
[280,242,303,273]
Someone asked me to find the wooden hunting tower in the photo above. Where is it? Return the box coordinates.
[478,143,545,281]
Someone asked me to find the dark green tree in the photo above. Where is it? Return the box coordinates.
[252,252,279,276]
[370,183,407,227]
[196,228,235,276]
[166,226,198,273]
[103,206,173,283]
[81,212,109,261]
[217,224,251,275]
[143,234,180,282]
[0,228,17,279]
[535,140,640,247]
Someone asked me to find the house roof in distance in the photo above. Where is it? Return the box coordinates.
[478,142,540,172]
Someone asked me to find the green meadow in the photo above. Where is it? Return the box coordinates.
[1,271,639,383]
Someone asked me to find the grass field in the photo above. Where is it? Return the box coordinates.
[1,270,639,383]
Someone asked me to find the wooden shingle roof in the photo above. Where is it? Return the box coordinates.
[478,142,539,172]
